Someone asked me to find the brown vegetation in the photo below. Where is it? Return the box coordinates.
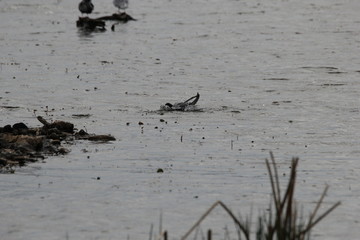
[155,153,340,240]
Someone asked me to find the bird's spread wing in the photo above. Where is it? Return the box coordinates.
[184,92,200,105]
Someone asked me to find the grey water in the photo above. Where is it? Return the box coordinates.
[1,0,360,239]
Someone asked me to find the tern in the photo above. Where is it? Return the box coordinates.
[162,93,200,111]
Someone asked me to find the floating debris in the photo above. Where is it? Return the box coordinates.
[0,105,21,109]
[321,83,346,87]
[327,71,346,74]
[263,78,290,81]
[72,114,92,119]
[301,66,338,70]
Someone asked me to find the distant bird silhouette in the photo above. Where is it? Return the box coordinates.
[113,0,129,12]
[79,0,94,16]
[162,93,200,111]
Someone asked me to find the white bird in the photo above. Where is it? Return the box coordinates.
[113,0,129,12]
[78,0,94,16]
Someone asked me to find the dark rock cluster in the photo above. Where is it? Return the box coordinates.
[0,116,115,173]
[76,12,136,31]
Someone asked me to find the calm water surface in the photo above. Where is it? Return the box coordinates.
[1,0,360,239]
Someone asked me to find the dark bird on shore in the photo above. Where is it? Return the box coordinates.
[113,0,129,12]
[79,0,94,16]
[161,93,200,111]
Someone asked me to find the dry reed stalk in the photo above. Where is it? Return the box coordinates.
[181,201,249,240]
[177,152,341,240]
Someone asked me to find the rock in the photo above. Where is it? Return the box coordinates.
[37,116,74,134]
[76,17,106,31]
[96,12,136,22]
[12,122,28,130]
[0,116,115,173]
